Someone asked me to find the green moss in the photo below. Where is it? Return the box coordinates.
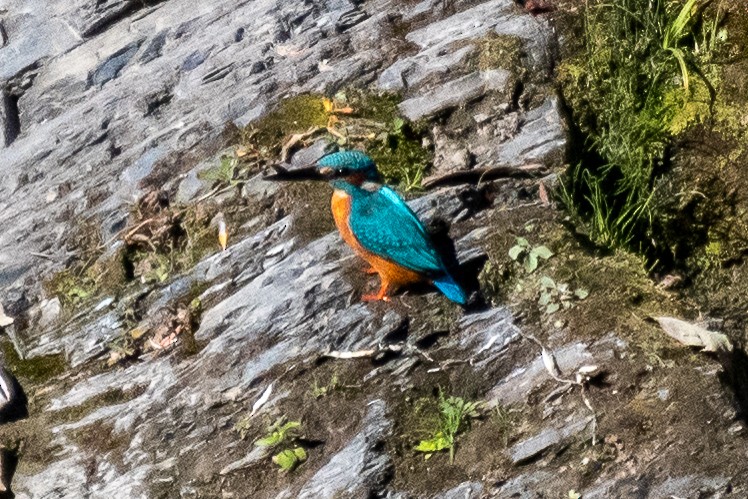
[243,94,331,155]
[344,90,432,189]
[367,126,430,190]
[1,340,67,385]
[476,33,525,76]
[198,153,238,185]
[43,230,129,313]
[43,270,97,308]
[705,240,722,258]
[346,90,402,124]
[477,258,510,307]
[238,90,431,189]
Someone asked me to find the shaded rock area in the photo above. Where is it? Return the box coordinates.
[0,0,747,498]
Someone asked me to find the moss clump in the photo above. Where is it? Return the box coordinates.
[476,33,525,75]
[43,218,128,309]
[1,340,66,385]
[367,119,430,190]
[242,94,330,156]
[43,270,98,308]
[477,258,511,307]
[237,90,431,189]
[198,153,238,185]
[341,90,432,189]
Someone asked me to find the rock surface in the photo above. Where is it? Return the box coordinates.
[0,0,746,498]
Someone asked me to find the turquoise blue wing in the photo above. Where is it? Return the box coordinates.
[348,186,444,275]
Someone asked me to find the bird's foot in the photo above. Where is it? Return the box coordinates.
[364,266,378,275]
[362,292,391,303]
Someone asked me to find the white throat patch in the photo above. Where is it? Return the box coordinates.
[361,181,381,192]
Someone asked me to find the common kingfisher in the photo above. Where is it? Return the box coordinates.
[310,151,467,304]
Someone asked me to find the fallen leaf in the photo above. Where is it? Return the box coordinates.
[539,276,556,289]
[107,350,125,367]
[218,219,228,252]
[130,327,148,340]
[159,332,178,348]
[654,316,733,353]
[546,302,560,314]
[577,365,599,375]
[333,106,354,115]
[322,98,334,113]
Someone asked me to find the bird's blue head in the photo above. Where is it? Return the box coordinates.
[317,151,380,185]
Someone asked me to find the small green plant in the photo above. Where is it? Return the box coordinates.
[401,163,424,192]
[508,237,553,273]
[493,405,516,447]
[255,418,301,446]
[252,417,307,472]
[663,0,701,91]
[272,447,308,471]
[538,276,589,315]
[414,392,481,464]
[199,154,239,186]
[369,114,430,191]
[311,373,340,399]
[234,415,253,440]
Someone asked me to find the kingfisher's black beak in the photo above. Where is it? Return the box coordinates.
[263,164,330,182]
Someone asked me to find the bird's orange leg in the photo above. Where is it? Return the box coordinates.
[364,265,378,275]
[362,274,392,302]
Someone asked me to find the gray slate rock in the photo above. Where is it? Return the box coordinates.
[509,416,593,464]
[399,71,511,121]
[439,481,484,499]
[298,400,392,498]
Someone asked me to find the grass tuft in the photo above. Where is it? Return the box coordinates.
[558,0,726,262]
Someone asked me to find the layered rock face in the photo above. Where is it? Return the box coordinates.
[0,1,745,498]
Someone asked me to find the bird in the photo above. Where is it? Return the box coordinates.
[311,150,467,304]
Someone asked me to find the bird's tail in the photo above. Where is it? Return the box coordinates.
[433,273,467,305]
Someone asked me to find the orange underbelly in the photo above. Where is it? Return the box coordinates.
[331,189,423,288]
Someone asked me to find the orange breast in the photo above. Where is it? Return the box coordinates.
[331,190,423,288]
